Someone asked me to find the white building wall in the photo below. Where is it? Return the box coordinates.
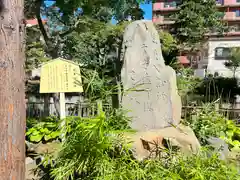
[207,38,240,78]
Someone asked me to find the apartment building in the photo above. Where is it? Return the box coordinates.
[153,0,240,78]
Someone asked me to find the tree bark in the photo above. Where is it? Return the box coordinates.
[0,0,26,179]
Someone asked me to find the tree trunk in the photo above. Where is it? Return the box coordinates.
[0,0,26,179]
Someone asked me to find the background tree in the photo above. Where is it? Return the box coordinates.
[24,0,146,111]
[224,47,240,78]
[0,0,25,179]
[172,0,227,49]
[159,30,179,67]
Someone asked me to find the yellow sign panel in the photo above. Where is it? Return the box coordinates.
[40,58,83,93]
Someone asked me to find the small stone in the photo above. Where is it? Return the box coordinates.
[25,157,34,165]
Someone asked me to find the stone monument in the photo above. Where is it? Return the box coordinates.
[120,21,200,160]
[121,20,181,131]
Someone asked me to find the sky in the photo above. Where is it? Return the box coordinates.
[140,3,152,20]
[44,1,152,22]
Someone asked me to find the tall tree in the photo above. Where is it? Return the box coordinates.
[24,0,145,59]
[159,31,179,67]
[24,0,145,110]
[225,47,240,78]
[172,0,227,49]
[0,0,26,179]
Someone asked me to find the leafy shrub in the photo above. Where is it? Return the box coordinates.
[142,151,239,180]
[176,68,202,104]
[184,103,240,153]
[184,104,228,145]
[26,117,39,128]
[50,109,239,180]
[51,110,126,179]
[194,77,240,103]
[221,120,240,152]
[26,117,61,143]
[106,108,131,130]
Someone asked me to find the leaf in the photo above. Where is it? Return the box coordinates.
[44,131,61,141]
[31,129,40,136]
[232,140,240,147]
[226,130,234,138]
[30,134,44,142]
[26,128,35,135]
[50,131,61,139]
[44,134,53,141]
[40,128,50,134]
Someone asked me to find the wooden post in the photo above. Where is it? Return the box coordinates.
[97,100,103,115]
[60,92,66,140]
[60,92,66,120]
[0,0,26,179]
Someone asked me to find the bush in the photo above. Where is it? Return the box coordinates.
[26,117,61,143]
[50,109,239,180]
[184,104,228,145]
[194,77,240,103]
[106,108,131,130]
[184,103,240,153]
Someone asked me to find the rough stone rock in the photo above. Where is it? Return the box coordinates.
[120,20,181,131]
[207,137,229,160]
[25,142,61,179]
[25,157,38,180]
[124,124,201,161]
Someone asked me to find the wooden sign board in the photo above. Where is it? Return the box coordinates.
[40,58,83,93]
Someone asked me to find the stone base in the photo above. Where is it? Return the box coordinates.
[124,124,201,161]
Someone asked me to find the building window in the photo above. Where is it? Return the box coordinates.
[216,0,223,5]
[215,47,230,60]
[164,0,181,8]
[235,10,240,17]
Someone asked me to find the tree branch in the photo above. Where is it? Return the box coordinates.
[59,18,83,38]
[36,0,49,43]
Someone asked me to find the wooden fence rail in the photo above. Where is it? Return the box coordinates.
[182,106,240,123]
[26,102,111,118]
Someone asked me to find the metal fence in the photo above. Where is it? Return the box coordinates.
[26,102,112,118]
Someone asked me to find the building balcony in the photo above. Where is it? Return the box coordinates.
[152,16,175,25]
[223,12,240,21]
[153,11,240,25]
[153,1,240,12]
[153,2,179,11]
[219,0,240,6]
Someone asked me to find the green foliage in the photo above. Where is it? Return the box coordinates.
[177,68,201,98]
[159,30,179,66]
[26,117,61,143]
[67,22,128,71]
[221,120,240,152]
[172,0,227,47]
[80,68,118,102]
[25,26,50,72]
[24,0,143,58]
[51,110,129,179]
[184,103,240,152]
[26,117,39,129]
[194,77,240,103]
[143,151,239,180]
[50,109,239,180]
[184,104,228,145]
[225,47,240,78]
[106,108,131,130]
